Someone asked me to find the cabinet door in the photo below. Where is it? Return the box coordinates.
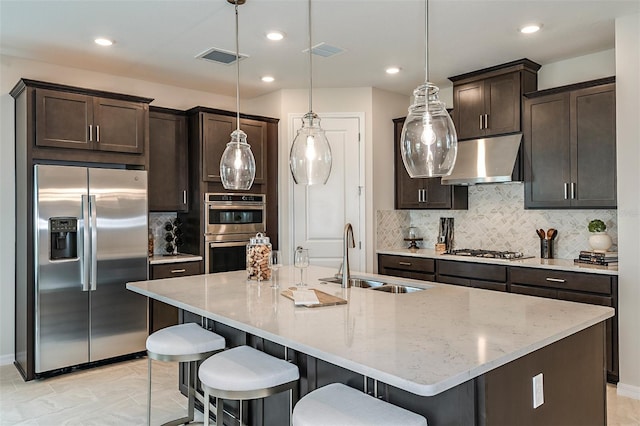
[149,110,188,212]
[93,98,146,153]
[394,118,423,209]
[240,118,267,184]
[423,178,453,209]
[202,113,235,182]
[485,73,521,136]
[571,85,616,207]
[35,89,94,150]
[454,81,485,140]
[523,93,572,208]
[149,261,201,333]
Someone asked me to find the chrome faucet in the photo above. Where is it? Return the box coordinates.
[341,223,356,288]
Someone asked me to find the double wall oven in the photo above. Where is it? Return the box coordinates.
[204,193,266,274]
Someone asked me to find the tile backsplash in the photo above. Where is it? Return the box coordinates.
[149,212,177,255]
[377,184,618,260]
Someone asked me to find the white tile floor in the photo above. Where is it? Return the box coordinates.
[1,358,638,425]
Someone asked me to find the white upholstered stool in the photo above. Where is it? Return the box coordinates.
[198,345,299,426]
[292,383,428,426]
[147,323,226,426]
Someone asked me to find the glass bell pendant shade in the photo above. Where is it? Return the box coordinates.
[289,112,332,185]
[401,82,457,178]
[220,129,256,190]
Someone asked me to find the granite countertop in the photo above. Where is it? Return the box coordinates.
[377,248,618,275]
[149,253,203,265]
[127,265,613,397]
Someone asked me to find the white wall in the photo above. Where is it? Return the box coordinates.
[538,49,616,90]
[615,13,640,399]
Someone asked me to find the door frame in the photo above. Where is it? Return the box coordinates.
[286,112,366,271]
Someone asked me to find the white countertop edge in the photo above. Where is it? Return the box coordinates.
[377,249,618,275]
[149,254,203,265]
[126,282,613,397]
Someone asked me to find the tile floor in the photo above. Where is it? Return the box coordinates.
[1,358,639,425]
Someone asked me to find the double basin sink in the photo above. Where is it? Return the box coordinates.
[319,276,427,294]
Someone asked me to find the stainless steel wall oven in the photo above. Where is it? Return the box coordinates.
[204,193,266,274]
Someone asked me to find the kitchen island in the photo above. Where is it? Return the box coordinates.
[127,265,613,425]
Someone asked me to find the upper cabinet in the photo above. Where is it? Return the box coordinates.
[11,79,152,166]
[200,112,267,185]
[393,118,468,210]
[149,107,189,212]
[450,59,540,140]
[523,77,616,209]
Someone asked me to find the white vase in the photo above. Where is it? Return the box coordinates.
[589,232,612,252]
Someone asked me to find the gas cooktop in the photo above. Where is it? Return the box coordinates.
[444,249,533,260]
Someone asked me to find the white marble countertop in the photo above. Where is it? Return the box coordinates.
[377,248,618,275]
[127,265,613,397]
[149,253,203,265]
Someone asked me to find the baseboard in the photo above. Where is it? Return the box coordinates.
[617,382,640,400]
[0,353,14,366]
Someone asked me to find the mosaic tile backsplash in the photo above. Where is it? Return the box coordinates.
[377,184,618,260]
[149,212,177,255]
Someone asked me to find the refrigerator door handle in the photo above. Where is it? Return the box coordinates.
[82,195,91,291]
[89,195,98,291]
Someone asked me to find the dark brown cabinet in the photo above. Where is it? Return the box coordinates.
[523,77,616,208]
[450,59,540,140]
[378,254,435,281]
[201,113,267,184]
[35,87,147,154]
[149,108,188,212]
[149,261,201,333]
[437,259,508,292]
[393,118,468,210]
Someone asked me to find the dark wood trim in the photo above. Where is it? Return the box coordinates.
[149,105,188,115]
[10,79,154,104]
[186,106,279,124]
[448,58,541,84]
[524,76,616,99]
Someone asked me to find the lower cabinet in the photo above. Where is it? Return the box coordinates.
[149,261,202,333]
[377,254,619,383]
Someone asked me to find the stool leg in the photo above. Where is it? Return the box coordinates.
[147,357,152,426]
[186,361,195,423]
[216,397,224,426]
[203,389,210,426]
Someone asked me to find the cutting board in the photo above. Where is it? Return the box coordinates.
[281,287,347,308]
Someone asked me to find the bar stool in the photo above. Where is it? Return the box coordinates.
[292,383,428,426]
[146,322,226,426]
[198,345,299,426]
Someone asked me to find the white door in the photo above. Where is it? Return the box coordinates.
[291,114,364,272]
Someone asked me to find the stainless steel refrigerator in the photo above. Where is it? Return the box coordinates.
[34,165,148,374]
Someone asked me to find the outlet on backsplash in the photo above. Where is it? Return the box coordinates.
[377,185,617,259]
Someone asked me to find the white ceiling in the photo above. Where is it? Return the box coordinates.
[1,0,638,99]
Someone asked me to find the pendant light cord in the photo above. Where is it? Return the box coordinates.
[235,0,241,134]
[308,0,313,114]
[424,0,429,83]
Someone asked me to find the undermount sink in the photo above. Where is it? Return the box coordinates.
[319,277,427,293]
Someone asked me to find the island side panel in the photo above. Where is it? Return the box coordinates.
[478,322,606,426]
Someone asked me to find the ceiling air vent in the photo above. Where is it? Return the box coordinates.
[303,42,345,58]
[197,47,248,65]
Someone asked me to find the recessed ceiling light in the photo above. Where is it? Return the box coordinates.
[386,67,401,74]
[261,76,275,83]
[94,38,114,46]
[520,24,541,34]
[266,31,285,41]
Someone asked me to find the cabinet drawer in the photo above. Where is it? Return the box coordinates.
[437,260,507,282]
[438,275,507,292]
[510,284,557,299]
[379,255,435,273]
[151,261,201,279]
[510,267,612,295]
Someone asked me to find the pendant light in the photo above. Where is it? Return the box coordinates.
[220,0,256,190]
[400,0,457,178]
[289,0,332,185]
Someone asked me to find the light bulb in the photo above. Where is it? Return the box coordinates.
[234,146,243,169]
[420,116,436,146]
[305,135,316,160]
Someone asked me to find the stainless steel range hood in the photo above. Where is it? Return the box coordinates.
[441,133,522,185]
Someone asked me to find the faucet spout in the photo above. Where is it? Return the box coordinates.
[342,223,355,288]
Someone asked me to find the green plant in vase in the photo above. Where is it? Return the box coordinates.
[588,219,612,252]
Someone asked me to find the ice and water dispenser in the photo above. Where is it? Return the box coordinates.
[49,217,78,260]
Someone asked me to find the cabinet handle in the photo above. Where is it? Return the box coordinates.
[564,183,569,200]
[479,115,483,130]
[545,278,566,283]
[207,174,216,178]
[417,189,422,203]
[398,262,412,266]
[89,125,93,142]
[171,269,186,274]
[571,182,576,199]
[183,190,187,205]
[96,125,100,142]
[423,188,428,203]
[484,114,488,129]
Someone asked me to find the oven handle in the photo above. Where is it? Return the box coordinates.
[205,240,248,274]
[206,203,264,210]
